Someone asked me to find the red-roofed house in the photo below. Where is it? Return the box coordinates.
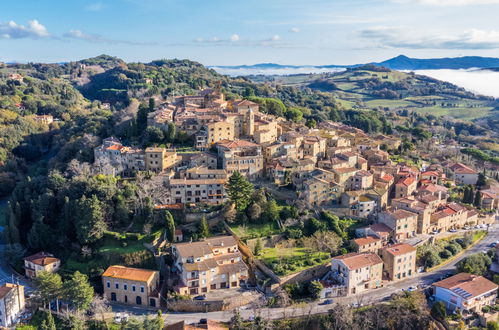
[379,243,416,281]
[378,209,418,241]
[433,273,498,312]
[24,252,61,279]
[331,252,383,295]
[350,236,382,253]
[395,176,417,198]
[448,163,478,185]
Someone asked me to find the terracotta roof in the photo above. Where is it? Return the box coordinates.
[174,236,238,259]
[102,266,157,282]
[217,139,259,149]
[433,273,498,300]
[386,208,418,220]
[382,243,416,256]
[333,252,382,270]
[24,252,59,266]
[352,236,381,246]
[369,223,393,236]
[170,178,226,185]
[450,163,477,175]
[233,100,258,107]
[0,283,19,299]
[333,167,357,174]
[397,176,416,186]
[380,173,394,182]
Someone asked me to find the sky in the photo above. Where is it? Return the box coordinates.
[2,0,499,65]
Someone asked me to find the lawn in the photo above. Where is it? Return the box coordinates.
[411,106,495,121]
[258,247,330,276]
[230,222,280,240]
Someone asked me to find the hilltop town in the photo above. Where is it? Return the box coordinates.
[0,59,498,329]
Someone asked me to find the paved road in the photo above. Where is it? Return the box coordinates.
[159,221,499,324]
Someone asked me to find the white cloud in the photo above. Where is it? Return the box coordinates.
[360,26,499,49]
[290,27,300,33]
[85,2,105,11]
[271,35,280,41]
[393,0,499,5]
[63,29,156,46]
[230,34,240,42]
[0,19,50,39]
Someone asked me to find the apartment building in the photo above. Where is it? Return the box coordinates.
[172,236,249,295]
[102,266,160,308]
[217,140,264,180]
[145,148,178,172]
[169,178,227,204]
[196,121,235,150]
[331,252,383,295]
[350,236,382,253]
[379,243,416,281]
[0,283,25,328]
[429,203,470,232]
[433,273,498,312]
[24,252,61,279]
[180,166,227,180]
[377,209,418,241]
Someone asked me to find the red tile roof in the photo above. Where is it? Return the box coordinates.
[382,243,416,256]
[433,273,498,300]
[333,252,383,270]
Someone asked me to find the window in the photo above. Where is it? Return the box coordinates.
[124,284,128,291]
[115,283,119,289]
[132,285,136,292]
[107,281,110,288]
[140,286,145,293]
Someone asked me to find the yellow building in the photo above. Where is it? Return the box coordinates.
[350,236,382,253]
[102,266,160,308]
[377,209,418,241]
[145,148,178,172]
[331,252,383,295]
[23,252,61,279]
[379,243,416,281]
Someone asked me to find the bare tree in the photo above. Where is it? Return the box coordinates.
[90,295,112,326]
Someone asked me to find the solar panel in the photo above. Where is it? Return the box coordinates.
[452,288,472,298]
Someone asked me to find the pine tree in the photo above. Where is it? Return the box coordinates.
[198,216,209,239]
[167,122,176,143]
[63,271,94,311]
[6,203,20,244]
[149,98,155,112]
[41,312,56,330]
[75,195,107,244]
[227,171,254,212]
[164,210,176,242]
[474,190,482,208]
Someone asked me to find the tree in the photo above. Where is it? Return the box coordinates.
[487,321,499,330]
[431,301,447,321]
[227,171,254,212]
[198,216,209,239]
[254,238,263,256]
[35,272,63,306]
[477,172,487,187]
[247,203,262,222]
[262,199,279,225]
[421,249,441,269]
[164,210,176,242]
[3,243,26,265]
[166,122,176,143]
[306,281,323,300]
[90,295,111,326]
[136,103,149,132]
[457,253,492,275]
[474,190,482,207]
[143,310,163,330]
[41,311,57,330]
[63,271,94,311]
[230,309,244,330]
[223,204,237,223]
[75,195,107,244]
[148,98,155,112]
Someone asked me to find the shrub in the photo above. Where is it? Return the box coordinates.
[439,250,452,259]
[445,243,462,255]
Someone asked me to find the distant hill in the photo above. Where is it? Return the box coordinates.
[375,55,499,70]
[212,55,499,74]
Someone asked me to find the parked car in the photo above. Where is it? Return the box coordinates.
[449,229,457,233]
[406,286,417,292]
[320,299,333,305]
[194,295,206,300]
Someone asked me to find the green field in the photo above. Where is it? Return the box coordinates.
[230,222,280,240]
[411,106,495,121]
[258,247,330,276]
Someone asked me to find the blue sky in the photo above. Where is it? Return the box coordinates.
[1,0,499,65]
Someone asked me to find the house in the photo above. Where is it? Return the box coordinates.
[394,176,417,198]
[480,189,498,210]
[0,283,25,328]
[432,273,498,312]
[349,170,374,190]
[172,236,248,295]
[174,229,183,242]
[216,140,264,180]
[377,209,418,241]
[34,115,54,125]
[355,223,393,243]
[350,236,382,253]
[448,163,478,185]
[24,252,61,279]
[352,195,377,218]
[102,266,161,308]
[331,252,383,295]
[379,243,416,281]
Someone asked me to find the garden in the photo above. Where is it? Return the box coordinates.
[417,231,486,270]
